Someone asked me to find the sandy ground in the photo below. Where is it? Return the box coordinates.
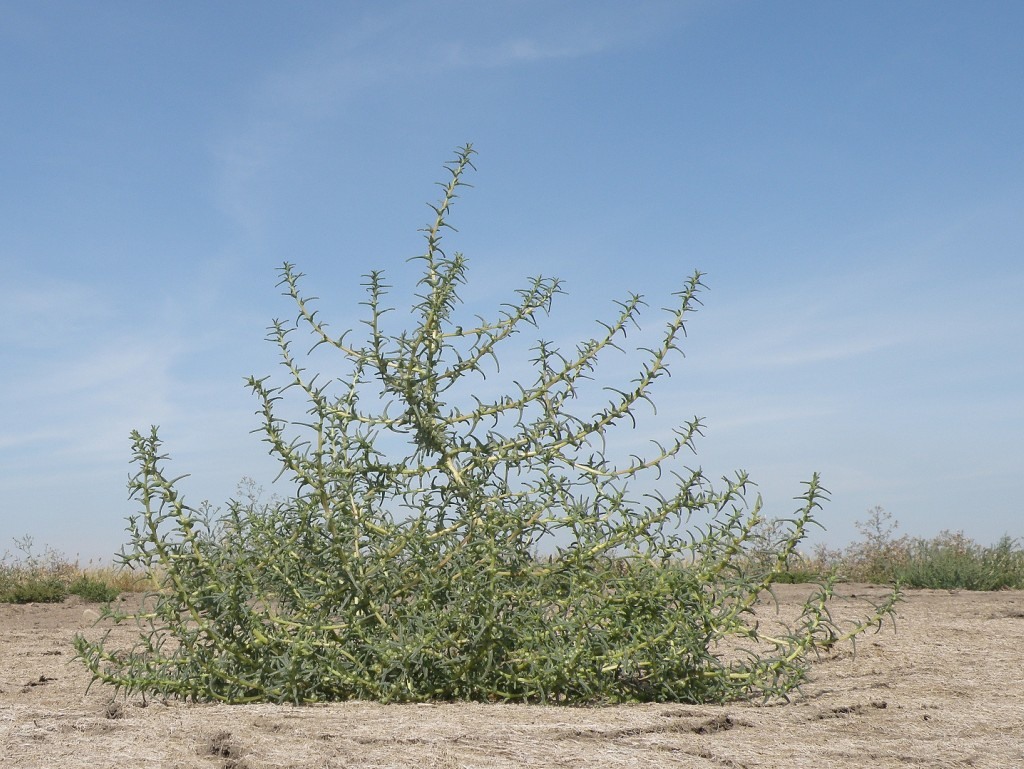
[1,583,1022,769]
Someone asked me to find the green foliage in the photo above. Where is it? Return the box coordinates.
[0,536,133,605]
[769,566,826,585]
[837,506,911,584]
[814,507,1024,590]
[744,516,829,584]
[74,145,899,705]
[896,533,1024,590]
[0,536,70,603]
[4,577,67,604]
[68,575,123,603]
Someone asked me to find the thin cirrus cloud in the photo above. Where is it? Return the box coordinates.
[439,30,616,68]
[686,295,917,377]
[702,323,910,372]
[1,280,112,351]
[210,4,684,239]
[0,274,226,467]
[2,336,176,458]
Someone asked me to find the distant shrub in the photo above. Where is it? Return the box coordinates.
[835,506,912,584]
[68,575,122,603]
[6,577,67,604]
[897,533,1024,590]
[827,508,1023,590]
[0,536,71,603]
[0,536,133,604]
[745,516,828,583]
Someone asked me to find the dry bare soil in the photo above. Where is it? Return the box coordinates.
[2,584,1022,768]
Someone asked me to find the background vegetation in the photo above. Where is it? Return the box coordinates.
[8,507,1018,605]
[0,536,139,604]
[798,507,1024,591]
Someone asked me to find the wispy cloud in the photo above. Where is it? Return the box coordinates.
[439,28,616,69]
[0,273,249,467]
[702,320,912,372]
[704,402,837,432]
[0,278,112,351]
[2,336,176,460]
[210,2,689,237]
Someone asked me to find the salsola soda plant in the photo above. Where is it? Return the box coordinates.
[74,145,899,705]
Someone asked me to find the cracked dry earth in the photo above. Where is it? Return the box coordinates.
[2,584,1023,768]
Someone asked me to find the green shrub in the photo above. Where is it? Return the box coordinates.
[838,506,911,584]
[745,516,829,584]
[5,577,67,604]
[0,537,153,604]
[74,145,898,705]
[829,508,1023,590]
[897,533,1024,590]
[68,575,122,603]
[0,536,73,603]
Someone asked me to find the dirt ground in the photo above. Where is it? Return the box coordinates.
[1,584,1022,769]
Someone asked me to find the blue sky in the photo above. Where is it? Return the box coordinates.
[2,1,1022,562]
